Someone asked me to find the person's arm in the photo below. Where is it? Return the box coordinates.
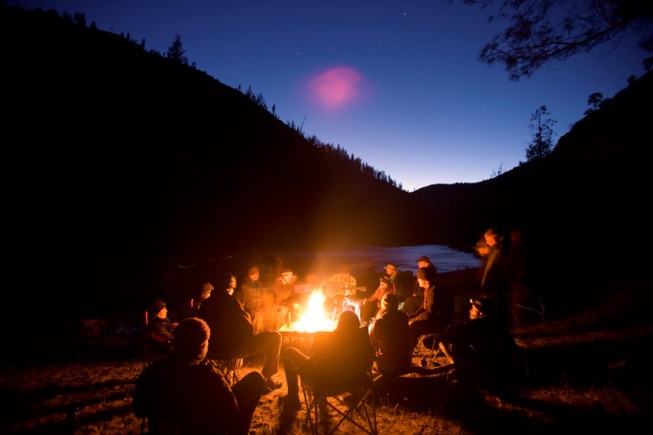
[206,369,245,434]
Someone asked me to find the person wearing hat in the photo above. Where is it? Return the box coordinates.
[369,293,412,377]
[236,266,267,333]
[198,272,283,394]
[407,266,454,356]
[134,317,266,434]
[401,256,438,316]
[358,276,394,326]
[443,297,524,400]
[146,298,176,356]
[271,268,300,329]
[190,282,214,316]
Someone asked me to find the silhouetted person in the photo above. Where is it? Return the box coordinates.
[134,317,265,434]
[198,272,282,393]
[369,293,412,377]
[478,227,511,328]
[280,310,374,412]
[444,297,524,401]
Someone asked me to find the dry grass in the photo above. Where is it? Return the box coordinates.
[1,309,652,434]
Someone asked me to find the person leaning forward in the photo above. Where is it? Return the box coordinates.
[198,272,283,393]
[134,317,265,435]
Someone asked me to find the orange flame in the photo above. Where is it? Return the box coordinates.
[291,289,337,332]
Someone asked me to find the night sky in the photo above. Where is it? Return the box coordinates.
[11,0,647,190]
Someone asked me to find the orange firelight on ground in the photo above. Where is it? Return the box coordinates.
[291,289,337,333]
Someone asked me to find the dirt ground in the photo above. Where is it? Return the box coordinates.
[2,310,653,434]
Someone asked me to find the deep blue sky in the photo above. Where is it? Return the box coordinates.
[12,0,647,191]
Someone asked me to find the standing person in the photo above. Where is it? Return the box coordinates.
[401,256,437,316]
[407,266,454,354]
[478,227,511,328]
[280,310,374,411]
[146,298,176,356]
[134,317,265,434]
[369,293,412,377]
[443,298,524,400]
[198,272,283,393]
[504,226,545,327]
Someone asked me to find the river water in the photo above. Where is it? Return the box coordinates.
[285,244,481,275]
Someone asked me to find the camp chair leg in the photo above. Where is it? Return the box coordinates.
[302,382,376,435]
[438,341,455,364]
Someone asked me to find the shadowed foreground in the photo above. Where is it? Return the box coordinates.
[1,306,652,434]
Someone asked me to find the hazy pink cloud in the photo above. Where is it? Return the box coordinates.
[306,66,363,110]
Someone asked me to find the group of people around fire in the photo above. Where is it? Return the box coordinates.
[135,226,536,433]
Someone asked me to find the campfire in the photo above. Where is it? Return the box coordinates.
[285,289,337,333]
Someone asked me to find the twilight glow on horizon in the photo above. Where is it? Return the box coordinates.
[11,0,647,191]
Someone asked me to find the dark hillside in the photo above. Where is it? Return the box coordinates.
[2,6,438,318]
[412,71,652,318]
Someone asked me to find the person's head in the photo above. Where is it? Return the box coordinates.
[216,273,237,295]
[247,266,260,281]
[510,227,524,243]
[474,238,490,256]
[378,276,390,290]
[416,267,435,288]
[336,309,360,333]
[174,317,210,361]
[150,298,167,319]
[416,256,431,269]
[484,228,501,247]
[384,263,397,277]
[201,282,214,299]
[281,268,294,284]
[381,292,399,312]
[469,297,494,320]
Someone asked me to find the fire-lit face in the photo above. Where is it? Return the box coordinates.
[156,306,168,319]
[469,304,482,319]
[484,232,498,247]
[281,273,293,283]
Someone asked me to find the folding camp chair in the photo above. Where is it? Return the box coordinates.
[301,374,377,435]
[207,351,242,386]
[415,333,454,367]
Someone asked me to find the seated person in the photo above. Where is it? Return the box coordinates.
[190,282,214,317]
[444,297,524,400]
[271,268,300,329]
[401,256,437,316]
[408,266,454,354]
[369,293,412,377]
[323,264,357,316]
[134,317,265,435]
[198,272,283,393]
[146,298,176,356]
[353,277,393,326]
[280,310,374,411]
[235,266,268,333]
